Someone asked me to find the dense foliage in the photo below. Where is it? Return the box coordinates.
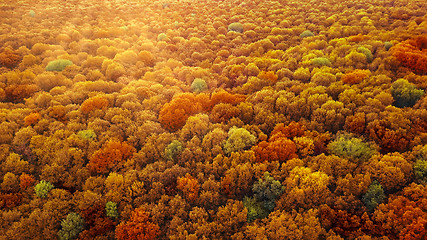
[0,0,426,239]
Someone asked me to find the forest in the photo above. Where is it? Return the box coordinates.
[0,0,426,239]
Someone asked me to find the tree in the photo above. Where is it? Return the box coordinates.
[87,140,135,174]
[270,122,305,139]
[243,196,269,222]
[164,140,183,162]
[341,69,370,84]
[19,173,35,190]
[0,47,21,68]
[373,184,427,239]
[115,208,160,240]
[210,89,246,106]
[252,123,299,162]
[391,78,424,108]
[366,153,413,191]
[77,129,97,141]
[252,172,284,212]
[201,127,228,157]
[253,137,297,163]
[366,107,413,152]
[222,162,254,198]
[223,127,257,155]
[191,78,208,92]
[2,153,32,176]
[105,201,118,219]
[57,212,85,240]
[24,112,41,126]
[177,173,199,202]
[391,35,427,74]
[215,200,247,236]
[357,46,373,63]
[45,59,73,72]
[1,172,20,192]
[278,166,331,210]
[158,93,206,132]
[311,100,351,133]
[80,95,109,114]
[242,172,284,222]
[344,112,366,134]
[413,142,427,185]
[34,180,54,198]
[209,103,240,123]
[179,113,210,141]
[362,181,386,212]
[306,153,357,180]
[264,209,327,239]
[319,205,377,238]
[327,133,376,163]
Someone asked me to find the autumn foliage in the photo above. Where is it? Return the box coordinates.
[87,140,135,174]
[115,208,160,240]
[1,0,426,239]
[391,35,427,74]
[177,173,199,202]
[341,69,371,84]
[0,47,20,68]
[79,201,115,239]
[158,93,208,132]
[19,173,35,190]
[253,122,300,162]
[373,184,427,239]
[24,112,41,126]
[80,95,110,114]
[159,90,245,131]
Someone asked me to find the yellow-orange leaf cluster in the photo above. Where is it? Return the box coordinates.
[115,208,160,240]
[80,95,109,114]
[253,123,301,162]
[341,69,371,84]
[0,48,20,68]
[177,173,200,202]
[24,112,41,126]
[159,90,246,131]
[87,140,135,174]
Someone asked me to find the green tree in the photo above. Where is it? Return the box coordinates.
[391,79,425,108]
[243,196,269,222]
[357,46,373,63]
[165,140,183,161]
[300,30,314,38]
[77,129,96,141]
[243,172,284,222]
[223,127,257,155]
[253,172,284,211]
[45,59,73,71]
[228,22,243,33]
[414,145,427,184]
[328,133,376,163]
[58,212,85,240]
[362,181,386,211]
[191,78,208,92]
[311,57,331,66]
[34,180,54,198]
[414,160,427,184]
[106,201,118,219]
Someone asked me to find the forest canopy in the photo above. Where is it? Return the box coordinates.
[0,0,426,239]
